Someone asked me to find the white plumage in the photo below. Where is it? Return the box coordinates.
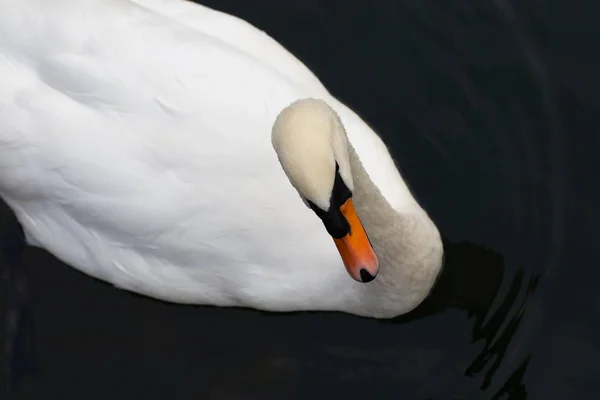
[0,0,442,318]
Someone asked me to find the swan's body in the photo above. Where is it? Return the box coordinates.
[0,0,443,318]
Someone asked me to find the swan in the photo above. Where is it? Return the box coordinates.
[0,0,443,322]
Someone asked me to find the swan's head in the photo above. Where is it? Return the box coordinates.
[271,98,379,283]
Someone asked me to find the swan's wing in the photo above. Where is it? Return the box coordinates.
[0,0,416,295]
[130,0,326,93]
[0,0,339,295]
[128,0,419,212]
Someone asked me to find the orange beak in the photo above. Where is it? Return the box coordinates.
[332,198,379,282]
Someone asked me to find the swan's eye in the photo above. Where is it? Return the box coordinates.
[307,198,350,239]
[305,163,352,239]
[330,163,352,208]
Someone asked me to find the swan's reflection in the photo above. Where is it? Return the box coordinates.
[405,239,540,398]
[267,238,541,399]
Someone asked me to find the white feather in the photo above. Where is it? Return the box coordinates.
[0,0,424,317]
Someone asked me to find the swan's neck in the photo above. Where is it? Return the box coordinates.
[345,144,444,318]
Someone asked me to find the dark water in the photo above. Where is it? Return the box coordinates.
[0,0,597,398]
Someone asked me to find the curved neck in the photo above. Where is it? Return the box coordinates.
[345,143,443,317]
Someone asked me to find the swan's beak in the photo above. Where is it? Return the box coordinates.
[333,199,379,283]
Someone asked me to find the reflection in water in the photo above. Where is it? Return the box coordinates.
[388,239,540,399]
[251,239,540,399]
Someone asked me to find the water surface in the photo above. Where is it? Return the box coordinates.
[1,0,597,398]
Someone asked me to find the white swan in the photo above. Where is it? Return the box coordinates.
[0,0,443,319]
